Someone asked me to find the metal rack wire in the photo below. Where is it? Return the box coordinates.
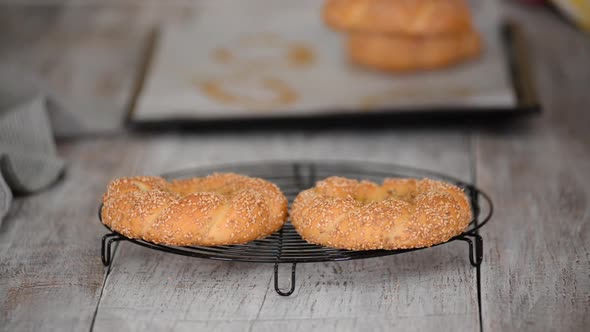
[100,161,492,296]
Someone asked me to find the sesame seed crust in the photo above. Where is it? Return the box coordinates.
[291,177,472,250]
[101,173,288,246]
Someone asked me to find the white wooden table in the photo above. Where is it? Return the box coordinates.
[0,2,589,331]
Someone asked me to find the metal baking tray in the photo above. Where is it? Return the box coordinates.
[125,23,539,131]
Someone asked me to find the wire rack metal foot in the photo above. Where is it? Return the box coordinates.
[99,161,492,296]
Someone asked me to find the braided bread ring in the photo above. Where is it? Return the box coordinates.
[291,177,472,250]
[101,173,288,246]
[323,0,474,36]
[347,30,482,72]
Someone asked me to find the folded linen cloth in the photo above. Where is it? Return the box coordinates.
[0,91,67,221]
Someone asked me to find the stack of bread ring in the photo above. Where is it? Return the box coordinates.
[323,0,483,72]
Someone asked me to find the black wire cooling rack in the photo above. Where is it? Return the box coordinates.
[99,161,493,296]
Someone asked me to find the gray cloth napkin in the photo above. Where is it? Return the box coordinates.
[0,88,68,221]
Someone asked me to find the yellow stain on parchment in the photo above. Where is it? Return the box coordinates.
[210,32,315,69]
[198,74,298,111]
[200,32,316,110]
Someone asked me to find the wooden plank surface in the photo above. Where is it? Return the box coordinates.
[0,2,199,137]
[0,138,148,331]
[476,3,590,331]
[91,131,480,332]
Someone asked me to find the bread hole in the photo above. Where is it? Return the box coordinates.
[353,188,417,205]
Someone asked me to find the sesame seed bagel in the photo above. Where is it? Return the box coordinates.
[323,0,474,36]
[291,177,472,250]
[347,29,481,72]
[101,173,288,246]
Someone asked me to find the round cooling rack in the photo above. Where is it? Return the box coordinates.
[99,161,493,296]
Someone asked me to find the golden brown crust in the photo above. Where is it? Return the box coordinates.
[101,173,288,246]
[290,177,472,250]
[323,0,474,36]
[347,30,482,72]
